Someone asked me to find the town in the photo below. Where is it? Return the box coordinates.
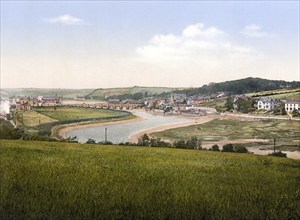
[1,90,299,121]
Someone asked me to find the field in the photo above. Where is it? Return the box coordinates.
[152,119,300,149]
[34,107,129,122]
[11,107,133,138]
[1,140,299,219]
[14,110,57,127]
[86,86,182,100]
[248,88,300,101]
[0,88,94,99]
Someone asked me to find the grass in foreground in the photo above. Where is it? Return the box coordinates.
[1,140,299,219]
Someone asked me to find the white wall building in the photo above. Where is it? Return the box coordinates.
[257,97,278,111]
[285,101,300,112]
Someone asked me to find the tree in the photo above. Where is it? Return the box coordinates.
[222,144,234,152]
[173,139,186,149]
[234,145,248,153]
[211,144,220,151]
[225,96,234,111]
[292,109,300,117]
[281,107,287,115]
[138,134,150,146]
[186,136,201,149]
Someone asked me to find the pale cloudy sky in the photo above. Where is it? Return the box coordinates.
[1,1,299,88]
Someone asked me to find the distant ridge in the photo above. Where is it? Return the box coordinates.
[1,78,299,99]
[86,86,183,100]
[173,77,300,96]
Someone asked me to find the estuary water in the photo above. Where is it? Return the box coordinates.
[67,110,194,144]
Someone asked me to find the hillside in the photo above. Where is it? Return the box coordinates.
[86,86,182,100]
[0,88,94,99]
[248,88,300,101]
[175,77,300,96]
[1,140,299,219]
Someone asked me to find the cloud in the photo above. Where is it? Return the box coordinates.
[136,22,260,62]
[241,24,270,38]
[46,14,83,25]
[182,23,224,38]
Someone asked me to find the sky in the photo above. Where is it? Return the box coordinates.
[1,1,299,89]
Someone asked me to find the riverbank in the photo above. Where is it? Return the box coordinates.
[128,114,218,143]
[54,114,141,139]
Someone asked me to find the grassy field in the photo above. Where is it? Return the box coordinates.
[152,119,300,148]
[34,107,129,121]
[86,86,181,100]
[0,88,94,99]
[248,88,300,101]
[14,110,57,127]
[11,107,133,138]
[0,140,299,219]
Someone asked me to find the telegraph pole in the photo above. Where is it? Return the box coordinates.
[104,127,107,143]
[273,138,276,154]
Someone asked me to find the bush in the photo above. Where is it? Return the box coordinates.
[0,119,23,139]
[234,145,248,153]
[173,139,187,149]
[86,138,96,144]
[269,151,287,158]
[98,141,113,145]
[173,137,201,150]
[211,144,220,151]
[222,144,234,152]
[138,134,150,146]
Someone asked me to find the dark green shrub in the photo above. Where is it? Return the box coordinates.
[86,138,96,144]
[211,144,220,151]
[269,151,287,157]
[234,145,248,153]
[222,144,234,152]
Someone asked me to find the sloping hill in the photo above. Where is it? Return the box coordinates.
[86,86,181,100]
[0,88,94,99]
[175,77,300,96]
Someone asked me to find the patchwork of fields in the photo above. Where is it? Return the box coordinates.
[152,119,300,150]
[1,140,299,219]
[14,107,131,128]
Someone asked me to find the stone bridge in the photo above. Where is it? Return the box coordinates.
[61,103,143,110]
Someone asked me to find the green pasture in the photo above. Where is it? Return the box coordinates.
[86,86,180,100]
[1,140,299,219]
[248,88,300,101]
[152,119,300,146]
[14,110,57,127]
[34,107,129,121]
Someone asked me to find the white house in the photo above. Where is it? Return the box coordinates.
[257,97,278,111]
[285,101,300,112]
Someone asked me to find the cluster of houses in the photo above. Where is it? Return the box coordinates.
[257,97,300,113]
[1,91,299,120]
[0,96,61,119]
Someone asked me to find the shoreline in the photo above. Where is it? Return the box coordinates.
[128,115,218,143]
[55,115,144,139]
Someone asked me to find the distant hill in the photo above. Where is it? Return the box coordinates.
[86,86,182,100]
[0,88,95,99]
[173,77,300,96]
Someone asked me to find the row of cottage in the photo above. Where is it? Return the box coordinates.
[257,97,300,112]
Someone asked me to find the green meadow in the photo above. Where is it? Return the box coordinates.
[1,140,299,219]
[152,119,300,148]
[34,107,129,122]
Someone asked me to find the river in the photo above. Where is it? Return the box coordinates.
[67,110,194,144]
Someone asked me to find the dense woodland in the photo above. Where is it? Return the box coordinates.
[172,77,300,96]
